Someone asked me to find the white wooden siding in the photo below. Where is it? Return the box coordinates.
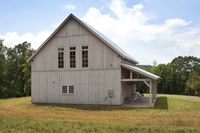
[31,18,122,105]
[32,69,121,105]
[32,18,121,71]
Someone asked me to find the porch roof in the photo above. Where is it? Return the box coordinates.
[121,63,160,80]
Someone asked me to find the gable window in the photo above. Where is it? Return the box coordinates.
[70,47,76,68]
[58,48,64,68]
[82,46,88,67]
[69,86,74,94]
[62,86,67,94]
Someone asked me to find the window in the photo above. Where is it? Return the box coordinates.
[69,86,74,94]
[58,48,64,68]
[82,46,88,67]
[62,86,67,94]
[70,47,76,68]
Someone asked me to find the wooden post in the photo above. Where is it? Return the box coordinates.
[149,80,152,106]
[155,81,157,99]
[133,83,136,93]
[152,81,155,100]
[130,71,132,79]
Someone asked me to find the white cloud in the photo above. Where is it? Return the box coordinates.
[164,18,191,29]
[1,0,200,65]
[65,4,76,10]
[82,0,200,64]
[0,31,51,49]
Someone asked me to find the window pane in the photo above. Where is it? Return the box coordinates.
[70,47,76,68]
[82,46,88,49]
[70,47,76,50]
[82,47,88,67]
[58,48,64,68]
[69,86,74,93]
[62,86,67,93]
[58,48,64,52]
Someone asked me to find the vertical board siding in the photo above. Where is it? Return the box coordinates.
[32,18,121,71]
[32,69,121,105]
[31,18,123,105]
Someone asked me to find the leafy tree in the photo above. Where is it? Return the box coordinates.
[0,40,7,97]
[170,56,200,94]
[2,41,34,98]
[186,72,200,96]
[151,64,173,94]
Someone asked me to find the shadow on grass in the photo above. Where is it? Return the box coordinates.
[32,97,169,111]
[33,103,147,111]
[154,96,168,110]
[32,103,158,111]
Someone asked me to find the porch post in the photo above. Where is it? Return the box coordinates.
[130,71,132,79]
[155,81,157,99]
[152,81,155,100]
[133,83,136,93]
[149,80,153,106]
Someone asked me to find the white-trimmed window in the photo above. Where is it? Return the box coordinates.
[82,46,88,67]
[69,86,74,94]
[62,86,67,94]
[70,47,76,68]
[58,48,64,68]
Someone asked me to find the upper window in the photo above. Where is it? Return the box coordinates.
[70,47,76,68]
[58,48,64,68]
[82,46,88,67]
[82,46,88,49]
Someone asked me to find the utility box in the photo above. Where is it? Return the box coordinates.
[107,89,114,98]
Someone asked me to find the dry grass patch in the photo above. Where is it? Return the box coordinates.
[0,94,200,132]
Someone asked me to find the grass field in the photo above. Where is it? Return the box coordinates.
[0,95,200,133]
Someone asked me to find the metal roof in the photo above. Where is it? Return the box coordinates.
[28,14,138,63]
[121,63,160,80]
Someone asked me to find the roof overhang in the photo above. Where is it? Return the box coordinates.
[121,63,160,80]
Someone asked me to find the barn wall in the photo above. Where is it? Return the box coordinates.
[32,18,121,71]
[31,18,123,105]
[31,69,121,105]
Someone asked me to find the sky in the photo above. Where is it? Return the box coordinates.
[0,0,200,65]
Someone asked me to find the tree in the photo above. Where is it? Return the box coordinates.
[2,42,34,98]
[0,40,7,97]
[186,72,200,96]
[151,56,200,95]
[151,64,173,94]
[170,56,200,94]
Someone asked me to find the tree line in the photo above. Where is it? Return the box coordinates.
[139,56,200,96]
[0,40,200,98]
[0,40,34,98]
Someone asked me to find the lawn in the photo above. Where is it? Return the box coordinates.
[0,95,200,133]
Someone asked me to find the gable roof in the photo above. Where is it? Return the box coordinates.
[28,14,138,63]
[121,63,160,80]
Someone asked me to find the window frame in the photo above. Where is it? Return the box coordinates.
[70,47,76,68]
[62,86,67,94]
[82,46,88,68]
[58,48,64,68]
[68,86,75,94]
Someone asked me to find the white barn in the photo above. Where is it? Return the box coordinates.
[28,14,159,107]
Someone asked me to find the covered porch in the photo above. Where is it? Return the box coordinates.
[121,63,160,107]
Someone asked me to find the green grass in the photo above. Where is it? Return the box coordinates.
[0,95,200,133]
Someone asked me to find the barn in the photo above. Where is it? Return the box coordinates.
[28,14,159,107]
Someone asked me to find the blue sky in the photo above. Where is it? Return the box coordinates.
[0,0,200,65]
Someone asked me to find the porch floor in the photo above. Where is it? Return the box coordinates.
[123,96,154,107]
